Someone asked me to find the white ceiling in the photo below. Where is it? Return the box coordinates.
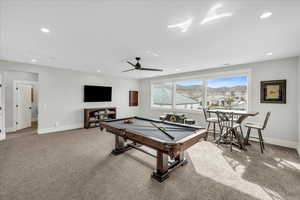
[1,0,300,79]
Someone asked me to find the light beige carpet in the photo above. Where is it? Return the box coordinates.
[0,128,299,200]
[6,127,37,140]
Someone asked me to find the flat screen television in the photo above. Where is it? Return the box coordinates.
[84,85,112,102]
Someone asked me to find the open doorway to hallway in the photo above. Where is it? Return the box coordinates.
[3,70,39,139]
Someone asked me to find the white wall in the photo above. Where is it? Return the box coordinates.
[1,70,38,131]
[298,57,300,154]
[139,57,299,149]
[0,74,5,140]
[0,60,139,134]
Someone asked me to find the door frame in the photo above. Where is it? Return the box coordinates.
[13,80,38,132]
[0,73,5,140]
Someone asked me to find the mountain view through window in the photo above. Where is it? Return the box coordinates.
[151,75,248,111]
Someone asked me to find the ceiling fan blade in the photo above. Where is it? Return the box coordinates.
[127,61,136,67]
[122,68,135,72]
[139,67,163,71]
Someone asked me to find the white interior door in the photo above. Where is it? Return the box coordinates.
[17,84,32,130]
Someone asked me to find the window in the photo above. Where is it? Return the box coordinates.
[207,76,248,110]
[151,73,249,111]
[175,80,204,110]
[151,82,173,108]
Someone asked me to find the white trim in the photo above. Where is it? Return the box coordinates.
[150,107,202,114]
[0,134,5,141]
[247,70,252,111]
[13,80,38,131]
[203,79,208,109]
[38,123,83,134]
[0,73,5,141]
[172,81,176,109]
[150,69,252,84]
[5,127,16,133]
[262,137,298,149]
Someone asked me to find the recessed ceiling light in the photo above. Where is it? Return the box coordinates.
[31,59,37,62]
[260,12,272,19]
[97,70,101,73]
[40,27,50,33]
[175,69,181,72]
[266,52,273,56]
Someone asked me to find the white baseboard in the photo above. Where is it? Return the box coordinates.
[38,123,83,134]
[6,127,16,133]
[0,134,5,141]
[263,137,298,149]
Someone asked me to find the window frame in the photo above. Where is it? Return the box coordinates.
[174,79,205,112]
[150,69,252,113]
[150,81,174,109]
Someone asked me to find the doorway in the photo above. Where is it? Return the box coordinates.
[12,80,38,134]
[16,84,32,130]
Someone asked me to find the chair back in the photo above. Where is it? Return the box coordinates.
[202,108,208,121]
[262,111,271,130]
[216,112,234,128]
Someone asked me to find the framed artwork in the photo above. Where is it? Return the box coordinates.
[260,80,286,104]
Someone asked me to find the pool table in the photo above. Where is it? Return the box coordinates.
[100,117,207,182]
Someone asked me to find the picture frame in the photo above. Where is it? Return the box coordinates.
[260,80,286,104]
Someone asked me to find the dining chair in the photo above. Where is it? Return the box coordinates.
[203,108,220,139]
[244,112,271,154]
[216,112,243,152]
[233,114,245,141]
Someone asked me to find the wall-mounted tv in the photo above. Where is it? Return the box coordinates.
[84,85,112,102]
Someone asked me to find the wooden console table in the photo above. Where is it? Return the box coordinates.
[84,107,116,129]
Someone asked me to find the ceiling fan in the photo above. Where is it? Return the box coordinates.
[122,57,163,72]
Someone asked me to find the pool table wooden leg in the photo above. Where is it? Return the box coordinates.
[111,136,131,155]
[151,151,169,182]
[152,151,188,182]
[175,151,187,165]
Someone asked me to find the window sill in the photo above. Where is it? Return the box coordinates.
[150,107,203,114]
